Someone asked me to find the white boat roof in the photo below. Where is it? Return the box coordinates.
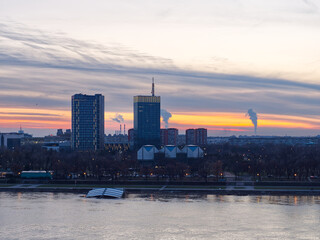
[86,188,124,198]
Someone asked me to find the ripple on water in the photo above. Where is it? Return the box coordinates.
[1,192,320,240]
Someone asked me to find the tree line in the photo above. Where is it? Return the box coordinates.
[1,143,320,181]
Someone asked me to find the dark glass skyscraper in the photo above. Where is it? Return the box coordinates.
[134,80,160,147]
[71,94,104,151]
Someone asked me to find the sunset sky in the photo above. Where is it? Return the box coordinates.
[0,0,320,136]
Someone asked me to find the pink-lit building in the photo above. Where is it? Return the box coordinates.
[160,128,178,145]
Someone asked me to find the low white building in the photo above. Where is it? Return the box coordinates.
[0,133,24,149]
[181,145,204,158]
[42,141,71,151]
[137,145,159,161]
[159,145,181,158]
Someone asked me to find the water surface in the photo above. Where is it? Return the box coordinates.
[0,192,319,240]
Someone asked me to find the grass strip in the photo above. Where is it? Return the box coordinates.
[38,184,226,190]
[38,184,163,189]
[255,186,320,190]
[165,186,226,189]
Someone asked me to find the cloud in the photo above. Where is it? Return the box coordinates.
[0,112,61,117]
[1,20,320,124]
[302,0,319,13]
[0,21,175,70]
[0,94,68,109]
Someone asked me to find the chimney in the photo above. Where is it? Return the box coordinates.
[120,124,122,135]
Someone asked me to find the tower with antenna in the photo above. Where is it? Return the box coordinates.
[151,77,155,96]
[133,77,161,148]
[18,125,24,134]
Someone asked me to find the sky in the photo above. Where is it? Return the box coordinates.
[0,0,320,137]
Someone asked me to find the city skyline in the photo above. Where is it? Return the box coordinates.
[1,0,320,137]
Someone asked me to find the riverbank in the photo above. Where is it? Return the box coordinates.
[1,183,320,195]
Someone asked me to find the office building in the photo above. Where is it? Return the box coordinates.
[71,94,104,151]
[133,79,161,147]
[0,133,23,149]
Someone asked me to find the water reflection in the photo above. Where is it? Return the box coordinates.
[1,192,320,240]
[120,193,320,207]
[257,195,320,206]
[4,192,320,206]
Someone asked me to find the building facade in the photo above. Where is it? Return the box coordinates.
[195,128,207,145]
[160,128,178,145]
[134,95,161,147]
[137,145,159,161]
[186,129,196,145]
[71,94,104,151]
[0,133,24,149]
[128,128,135,146]
[177,134,186,146]
[186,128,207,145]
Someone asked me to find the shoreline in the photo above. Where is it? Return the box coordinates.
[1,186,320,196]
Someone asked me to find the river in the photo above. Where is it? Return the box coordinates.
[0,192,319,239]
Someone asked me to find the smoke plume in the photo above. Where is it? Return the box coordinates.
[246,109,258,135]
[161,109,172,128]
[111,113,124,123]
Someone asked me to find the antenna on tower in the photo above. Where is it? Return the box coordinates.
[151,77,155,96]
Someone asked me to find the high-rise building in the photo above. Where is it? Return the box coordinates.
[177,134,186,146]
[57,129,63,136]
[195,128,207,145]
[134,79,160,147]
[160,128,178,145]
[128,128,135,146]
[186,128,207,145]
[186,129,196,145]
[71,94,105,151]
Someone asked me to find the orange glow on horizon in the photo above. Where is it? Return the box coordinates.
[0,107,70,129]
[171,112,319,129]
[0,108,319,131]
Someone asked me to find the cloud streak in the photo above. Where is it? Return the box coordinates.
[1,21,320,136]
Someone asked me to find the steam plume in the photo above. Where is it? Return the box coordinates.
[161,109,172,128]
[246,109,257,135]
[111,113,124,123]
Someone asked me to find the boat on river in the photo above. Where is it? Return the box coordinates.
[86,188,124,198]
